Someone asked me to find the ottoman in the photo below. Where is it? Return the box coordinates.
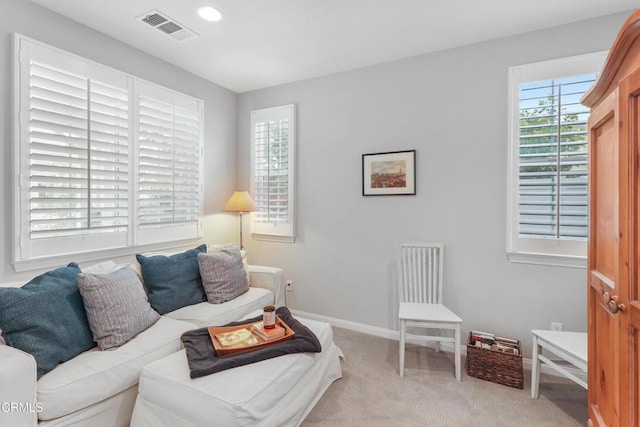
[130,317,342,427]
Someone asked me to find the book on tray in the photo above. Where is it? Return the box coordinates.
[214,328,260,348]
[252,321,286,341]
[208,316,295,357]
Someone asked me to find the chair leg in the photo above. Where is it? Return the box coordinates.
[434,329,440,353]
[531,334,540,399]
[399,319,406,377]
[454,324,461,382]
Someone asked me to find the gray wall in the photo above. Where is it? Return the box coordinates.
[0,0,238,282]
[237,11,631,352]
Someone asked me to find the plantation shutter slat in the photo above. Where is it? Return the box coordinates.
[517,74,595,239]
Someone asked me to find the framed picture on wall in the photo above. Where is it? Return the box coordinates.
[362,150,416,196]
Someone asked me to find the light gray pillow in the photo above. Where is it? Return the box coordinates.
[208,243,250,286]
[198,247,249,304]
[78,265,160,350]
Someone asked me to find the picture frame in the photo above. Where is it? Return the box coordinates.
[362,150,416,196]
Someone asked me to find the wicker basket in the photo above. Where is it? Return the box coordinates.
[465,332,523,389]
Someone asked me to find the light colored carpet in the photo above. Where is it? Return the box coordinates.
[303,327,587,426]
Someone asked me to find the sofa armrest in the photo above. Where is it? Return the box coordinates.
[247,265,285,308]
[0,345,38,427]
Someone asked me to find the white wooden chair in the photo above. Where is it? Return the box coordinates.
[397,242,462,381]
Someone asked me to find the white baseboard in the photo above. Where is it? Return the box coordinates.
[291,309,587,383]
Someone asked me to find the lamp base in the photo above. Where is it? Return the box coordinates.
[239,212,244,250]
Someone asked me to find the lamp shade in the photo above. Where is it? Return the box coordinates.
[223,191,257,213]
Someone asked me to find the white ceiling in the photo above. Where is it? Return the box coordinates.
[29,0,637,93]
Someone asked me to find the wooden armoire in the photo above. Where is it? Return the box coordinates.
[581,9,640,427]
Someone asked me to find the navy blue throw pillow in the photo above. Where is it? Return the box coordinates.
[0,263,96,379]
[136,244,207,314]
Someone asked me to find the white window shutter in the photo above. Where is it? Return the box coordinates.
[250,105,295,242]
[518,75,593,240]
[254,119,290,224]
[28,62,129,238]
[138,95,176,226]
[173,105,201,224]
[29,62,90,237]
[135,82,203,245]
[88,80,129,232]
[14,35,204,266]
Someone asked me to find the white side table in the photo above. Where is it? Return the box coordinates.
[531,330,587,399]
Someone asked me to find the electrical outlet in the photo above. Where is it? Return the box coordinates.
[551,322,563,331]
[286,280,293,292]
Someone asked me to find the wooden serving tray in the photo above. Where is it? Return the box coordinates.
[208,316,295,357]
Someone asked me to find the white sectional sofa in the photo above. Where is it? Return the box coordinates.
[131,317,342,427]
[0,259,307,427]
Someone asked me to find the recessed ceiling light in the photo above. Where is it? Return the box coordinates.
[198,6,222,22]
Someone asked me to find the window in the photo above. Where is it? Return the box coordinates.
[507,52,607,268]
[250,105,296,242]
[14,35,203,268]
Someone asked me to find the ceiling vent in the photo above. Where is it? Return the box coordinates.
[138,10,198,42]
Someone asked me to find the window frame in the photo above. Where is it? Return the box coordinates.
[249,104,296,243]
[506,51,607,269]
[13,34,204,271]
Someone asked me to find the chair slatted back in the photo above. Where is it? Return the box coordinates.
[396,242,444,304]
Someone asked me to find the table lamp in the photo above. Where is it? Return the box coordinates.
[223,191,257,249]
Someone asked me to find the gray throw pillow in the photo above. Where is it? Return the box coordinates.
[78,265,160,350]
[198,246,249,304]
[208,243,250,286]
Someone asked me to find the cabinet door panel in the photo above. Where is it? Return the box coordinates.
[588,89,621,427]
[590,287,619,425]
[592,114,618,280]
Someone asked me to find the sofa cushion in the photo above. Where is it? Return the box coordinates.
[135,317,337,426]
[78,265,160,350]
[0,263,95,379]
[198,246,248,304]
[136,244,207,314]
[36,317,195,421]
[164,287,273,327]
[208,243,250,285]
